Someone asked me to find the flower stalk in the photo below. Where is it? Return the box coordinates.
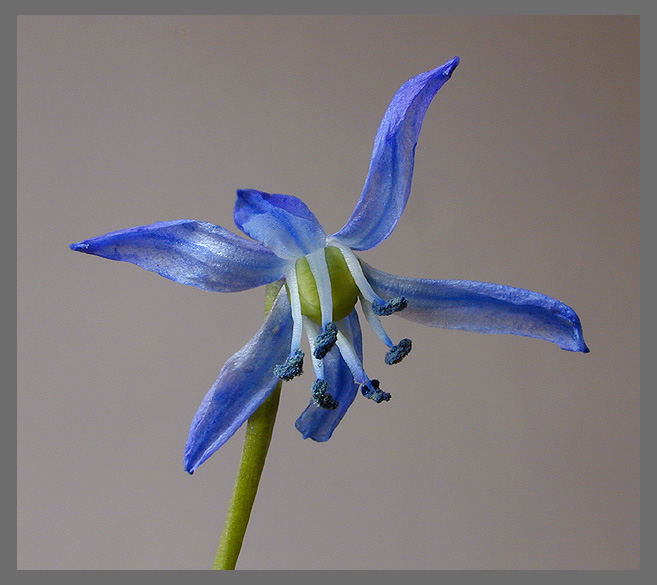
[213,381,281,569]
[213,283,282,570]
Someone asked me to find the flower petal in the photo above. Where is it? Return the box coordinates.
[331,57,460,251]
[234,189,326,259]
[295,310,363,441]
[184,288,293,473]
[362,263,589,352]
[70,219,287,292]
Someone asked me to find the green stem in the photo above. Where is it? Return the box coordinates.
[212,283,283,570]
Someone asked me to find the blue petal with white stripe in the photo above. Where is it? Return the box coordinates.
[362,262,589,353]
[234,189,326,259]
[70,219,287,292]
[331,57,460,251]
[184,288,293,473]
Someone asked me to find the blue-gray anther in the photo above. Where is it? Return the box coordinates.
[361,379,391,403]
[273,348,304,381]
[385,338,413,365]
[311,379,339,410]
[313,322,338,359]
[372,296,408,316]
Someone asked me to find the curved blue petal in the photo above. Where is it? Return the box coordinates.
[362,262,589,353]
[331,57,460,251]
[70,219,287,292]
[184,288,293,473]
[295,310,363,441]
[234,189,326,259]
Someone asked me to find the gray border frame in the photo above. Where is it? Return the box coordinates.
[11,1,648,581]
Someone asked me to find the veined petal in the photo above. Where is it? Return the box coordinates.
[234,189,326,259]
[295,310,363,441]
[70,219,287,292]
[184,288,293,473]
[362,263,589,353]
[331,57,459,251]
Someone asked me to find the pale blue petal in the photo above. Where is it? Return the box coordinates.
[70,219,287,292]
[234,189,326,259]
[362,263,589,353]
[295,310,363,441]
[331,57,460,251]
[184,288,293,473]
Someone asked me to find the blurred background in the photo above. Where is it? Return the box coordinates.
[17,15,639,569]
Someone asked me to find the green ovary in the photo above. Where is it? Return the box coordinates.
[294,246,360,324]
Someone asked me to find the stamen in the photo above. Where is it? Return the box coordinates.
[334,330,369,386]
[329,242,380,303]
[313,322,338,359]
[329,242,407,315]
[361,379,391,403]
[285,263,305,354]
[385,338,413,365]
[362,299,395,348]
[275,263,305,381]
[335,329,390,403]
[311,379,339,410]
[361,299,413,365]
[274,348,304,381]
[306,248,334,328]
[304,322,337,409]
[304,319,326,379]
[306,319,337,408]
[371,296,408,316]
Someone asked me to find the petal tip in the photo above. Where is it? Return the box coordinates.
[564,310,590,353]
[562,339,590,353]
[577,340,590,353]
[184,445,206,474]
[69,241,89,252]
[295,418,333,442]
[183,451,198,474]
[444,56,460,74]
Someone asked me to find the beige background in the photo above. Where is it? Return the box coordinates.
[18,15,639,570]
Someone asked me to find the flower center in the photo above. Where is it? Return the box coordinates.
[293,246,359,324]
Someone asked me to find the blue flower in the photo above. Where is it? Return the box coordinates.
[70,57,588,474]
